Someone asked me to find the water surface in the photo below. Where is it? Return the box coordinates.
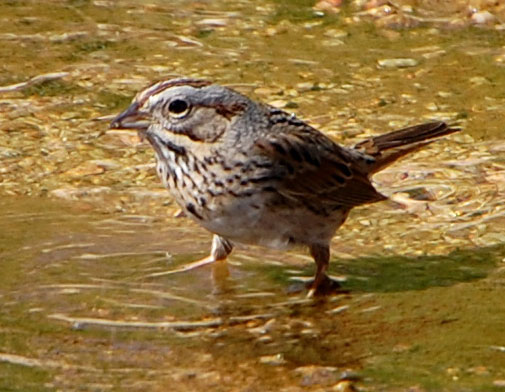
[1,1,505,390]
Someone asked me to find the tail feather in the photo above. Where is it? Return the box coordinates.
[354,121,460,174]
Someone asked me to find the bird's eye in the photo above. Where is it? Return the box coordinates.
[167,99,190,118]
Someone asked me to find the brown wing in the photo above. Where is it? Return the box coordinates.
[254,123,386,210]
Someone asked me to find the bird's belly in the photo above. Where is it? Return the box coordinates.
[200,196,348,250]
[200,195,289,248]
[162,175,349,249]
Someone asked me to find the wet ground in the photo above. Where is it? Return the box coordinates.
[1,0,505,391]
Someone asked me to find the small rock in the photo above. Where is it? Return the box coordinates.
[377,58,418,68]
[296,82,316,92]
[469,76,489,85]
[363,0,390,10]
[494,380,505,388]
[196,18,227,28]
[89,159,120,171]
[269,99,288,108]
[322,38,345,47]
[50,186,111,200]
[49,31,89,43]
[259,354,286,366]
[401,5,413,13]
[323,28,348,38]
[376,14,420,30]
[63,161,105,178]
[249,318,277,335]
[60,288,80,295]
[173,35,203,47]
[94,0,114,6]
[359,305,382,313]
[401,93,417,104]
[425,102,439,112]
[495,54,505,64]
[471,11,495,25]
[254,87,282,96]
[295,365,339,386]
[332,380,356,392]
[105,130,143,147]
[265,27,280,36]
[17,157,34,168]
[467,366,489,376]
[392,343,411,353]
[256,335,273,343]
[446,366,460,380]
[327,305,350,314]
[127,189,169,200]
[422,50,446,59]
[314,0,343,12]
[0,147,20,159]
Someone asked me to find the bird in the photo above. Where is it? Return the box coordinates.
[110,77,460,296]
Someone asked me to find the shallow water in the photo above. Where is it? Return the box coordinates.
[1,197,505,392]
[1,0,505,391]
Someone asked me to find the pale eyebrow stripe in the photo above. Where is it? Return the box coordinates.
[136,78,212,106]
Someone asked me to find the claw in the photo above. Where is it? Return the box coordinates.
[306,274,346,297]
[143,255,217,278]
[143,234,233,279]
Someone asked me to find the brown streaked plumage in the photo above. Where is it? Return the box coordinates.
[110,78,460,296]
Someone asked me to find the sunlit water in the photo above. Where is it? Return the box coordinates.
[1,0,505,391]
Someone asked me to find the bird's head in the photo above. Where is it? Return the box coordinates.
[110,78,248,143]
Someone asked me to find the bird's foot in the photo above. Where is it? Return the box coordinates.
[306,274,348,298]
[143,255,217,279]
[143,235,232,280]
[286,275,347,297]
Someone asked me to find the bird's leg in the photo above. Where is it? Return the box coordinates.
[307,244,329,298]
[144,235,233,278]
[175,234,232,271]
[306,244,341,297]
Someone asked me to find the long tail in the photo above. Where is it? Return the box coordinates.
[354,121,460,175]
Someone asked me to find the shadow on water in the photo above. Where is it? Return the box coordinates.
[339,247,502,293]
[259,246,502,293]
[237,243,501,295]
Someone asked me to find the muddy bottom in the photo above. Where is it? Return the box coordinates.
[1,196,504,391]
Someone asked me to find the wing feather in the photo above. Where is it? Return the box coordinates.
[254,122,386,209]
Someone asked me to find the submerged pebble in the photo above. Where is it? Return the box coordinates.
[0,147,21,158]
[471,11,496,25]
[295,365,340,386]
[259,354,286,366]
[332,380,357,392]
[377,58,418,68]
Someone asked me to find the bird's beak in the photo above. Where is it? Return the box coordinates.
[109,102,150,131]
